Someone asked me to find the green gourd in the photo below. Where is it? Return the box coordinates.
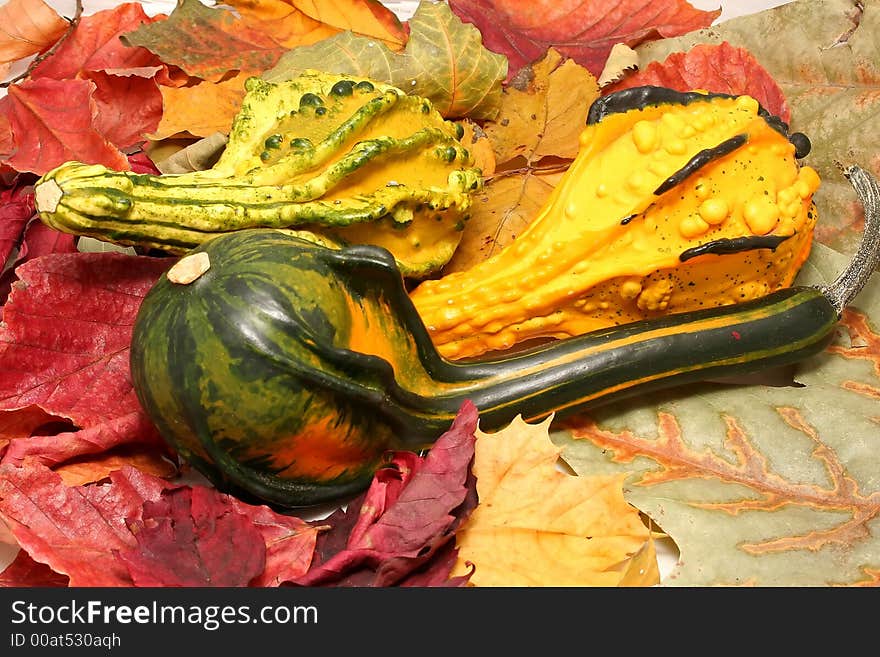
[129,167,880,508]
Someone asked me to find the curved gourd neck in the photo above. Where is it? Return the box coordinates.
[294,244,831,446]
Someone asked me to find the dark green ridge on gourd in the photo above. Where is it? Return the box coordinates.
[588,86,811,159]
[130,165,879,507]
[654,133,749,196]
[679,234,792,262]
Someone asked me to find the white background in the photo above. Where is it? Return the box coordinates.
[0,0,795,581]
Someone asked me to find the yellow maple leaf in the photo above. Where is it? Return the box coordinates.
[453,415,659,586]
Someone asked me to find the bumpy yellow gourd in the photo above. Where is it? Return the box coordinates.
[410,87,821,359]
[33,71,482,277]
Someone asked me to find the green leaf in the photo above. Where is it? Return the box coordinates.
[262,0,507,119]
[634,0,880,259]
[555,243,880,586]
[121,0,285,81]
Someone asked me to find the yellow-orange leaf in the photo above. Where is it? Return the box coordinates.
[152,74,249,140]
[616,537,661,586]
[224,0,338,49]
[226,0,406,51]
[452,415,656,586]
[484,48,599,166]
[0,0,68,66]
[53,448,178,487]
[459,119,495,177]
[291,0,407,48]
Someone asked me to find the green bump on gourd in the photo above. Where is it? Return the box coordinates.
[32,70,483,277]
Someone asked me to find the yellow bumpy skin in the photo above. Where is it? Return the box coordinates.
[33,71,482,277]
[410,86,820,359]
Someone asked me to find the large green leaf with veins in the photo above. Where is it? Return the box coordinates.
[556,242,880,586]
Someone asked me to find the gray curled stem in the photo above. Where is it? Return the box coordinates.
[820,165,880,316]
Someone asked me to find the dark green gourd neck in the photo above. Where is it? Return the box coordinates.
[266,238,836,444]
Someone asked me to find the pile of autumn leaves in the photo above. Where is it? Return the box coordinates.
[0,0,795,587]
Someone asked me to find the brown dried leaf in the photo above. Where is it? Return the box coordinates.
[485,49,599,165]
[441,165,566,275]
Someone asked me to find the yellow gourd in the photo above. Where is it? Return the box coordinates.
[410,86,820,359]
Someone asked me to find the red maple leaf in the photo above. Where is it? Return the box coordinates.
[295,401,479,587]
[29,3,165,79]
[2,78,131,174]
[0,183,35,274]
[0,463,319,587]
[0,3,168,174]
[0,251,171,468]
[0,464,169,586]
[609,41,791,123]
[448,0,719,78]
[117,486,267,587]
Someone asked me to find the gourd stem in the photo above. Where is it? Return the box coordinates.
[820,166,880,315]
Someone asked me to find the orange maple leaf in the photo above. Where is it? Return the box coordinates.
[0,0,68,66]
[228,0,407,50]
[152,74,249,140]
[452,415,658,586]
